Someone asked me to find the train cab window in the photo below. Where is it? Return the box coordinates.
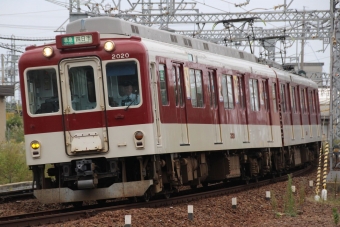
[271,82,277,112]
[105,60,140,107]
[280,84,286,112]
[189,69,204,107]
[290,86,297,113]
[26,68,59,115]
[68,66,97,111]
[158,64,169,105]
[249,78,259,111]
[222,75,234,109]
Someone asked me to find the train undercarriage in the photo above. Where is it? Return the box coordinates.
[31,142,319,204]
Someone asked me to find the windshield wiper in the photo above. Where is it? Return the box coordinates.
[125,94,139,111]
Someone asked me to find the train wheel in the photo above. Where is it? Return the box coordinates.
[97,199,106,205]
[164,191,171,199]
[143,189,151,202]
[72,201,83,208]
[202,182,209,187]
[190,185,198,189]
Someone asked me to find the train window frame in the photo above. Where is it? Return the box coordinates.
[189,68,204,108]
[221,74,234,109]
[103,59,142,109]
[158,64,169,105]
[172,65,184,107]
[24,66,61,117]
[249,78,259,111]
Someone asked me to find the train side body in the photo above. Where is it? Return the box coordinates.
[18,17,321,204]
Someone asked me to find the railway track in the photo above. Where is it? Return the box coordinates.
[0,165,313,227]
[0,181,34,203]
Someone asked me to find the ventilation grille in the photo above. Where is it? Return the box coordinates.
[170,35,178,43]
[131,25,139,34]
[203,43,209,50]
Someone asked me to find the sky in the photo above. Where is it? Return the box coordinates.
[0,0,332,86]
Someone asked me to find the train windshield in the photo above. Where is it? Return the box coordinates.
[26,68,59,115]
[105,60,140,107]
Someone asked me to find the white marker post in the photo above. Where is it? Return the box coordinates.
[124,215,131,227]
[309,180,313,187]
[291,185,296,193]
[188,205,193,221]
[265,191,271,200]
[232,197,237,209]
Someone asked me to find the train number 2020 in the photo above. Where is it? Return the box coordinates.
[112,53,130,59]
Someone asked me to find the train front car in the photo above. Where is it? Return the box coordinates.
[19,23,157,204]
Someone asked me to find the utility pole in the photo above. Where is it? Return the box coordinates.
[1,54,4,85]
[300,7,306,71]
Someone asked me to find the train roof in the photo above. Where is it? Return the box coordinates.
[65,17,318,89]
[66,17,257,63]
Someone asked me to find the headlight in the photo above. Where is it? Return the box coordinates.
[30,140,41,158]
[42,46,53,58]
[104,41,115,51]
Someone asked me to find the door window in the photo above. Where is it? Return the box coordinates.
[68,66,97,111]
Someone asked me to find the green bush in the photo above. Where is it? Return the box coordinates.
[284,174,296,217]
[0,142,31,184]
[6,115,24,142]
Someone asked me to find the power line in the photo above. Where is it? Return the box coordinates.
[0,35,54,41]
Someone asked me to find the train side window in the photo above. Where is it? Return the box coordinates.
[158,64,168,105]
[26,68,60,115]
[106,60,140,107]
[172,65,183,106]
[300,88,307,113]
[237,76,245,109]
[280,84,286,112]
[208,71,217,107]
[249,78,259,111]
[262,80,269,110]
[221,75,234,109]
[189,69,204,107]
[271,82,277,112]
[313,90,316,113]
[290,86,297,113]
[309,90,315,113]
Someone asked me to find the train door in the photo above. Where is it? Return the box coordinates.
[172,63,189,145]
[262,79,273,142]
[59,57,108,155]
[151,62,162,145]
[208,70,222,144]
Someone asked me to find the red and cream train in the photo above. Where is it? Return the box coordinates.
[18,17,321,204]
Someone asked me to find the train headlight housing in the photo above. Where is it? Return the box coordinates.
[104,41,115,52]
[30,140,41,158]
[42,46,54,58]
[134,131,145,148]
